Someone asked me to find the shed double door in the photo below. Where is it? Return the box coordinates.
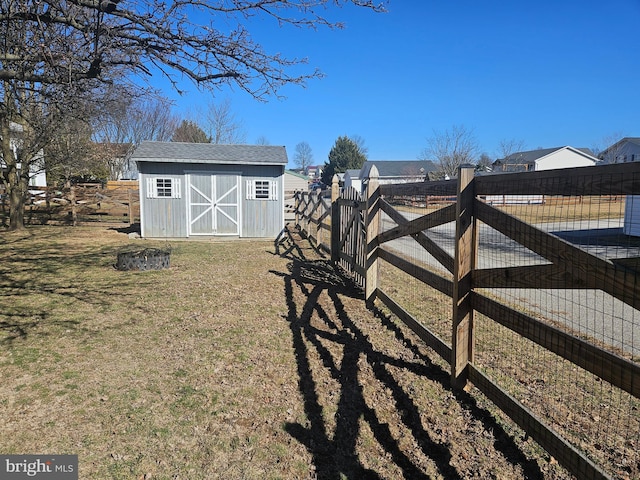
[187,173,239,236]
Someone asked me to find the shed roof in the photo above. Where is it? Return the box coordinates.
[132,141,288,165]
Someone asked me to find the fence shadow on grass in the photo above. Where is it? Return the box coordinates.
[271,226,544,479]
[0,229,156,344]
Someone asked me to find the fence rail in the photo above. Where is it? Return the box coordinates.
[294,162,640,480]
[0,184,140,226]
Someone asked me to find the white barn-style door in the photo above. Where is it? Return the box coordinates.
[187,173,240,235]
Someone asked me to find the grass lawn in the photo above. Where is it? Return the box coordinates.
[0,225,572,479]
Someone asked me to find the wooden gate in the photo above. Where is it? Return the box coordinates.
[333,186,367,289]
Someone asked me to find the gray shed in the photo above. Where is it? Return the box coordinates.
[133,141,287,239]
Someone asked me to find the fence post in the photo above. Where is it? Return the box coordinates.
[313,189,321,244]
[451,165,476,390]
[128,189,134,225]
[317,192,322,246]
[330,174,340,264]
[365,166,380,304]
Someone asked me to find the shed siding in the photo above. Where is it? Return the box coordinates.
[242,165,284,238]
[139,161,283,238]
[139,163,188,238]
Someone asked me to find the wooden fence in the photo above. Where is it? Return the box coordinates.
[294,162,640,480]
[1,184,140,226]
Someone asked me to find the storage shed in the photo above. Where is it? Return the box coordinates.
[133,141,287,239]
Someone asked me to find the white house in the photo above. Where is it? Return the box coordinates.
[360,160,437,186]
[0,122,46,187]
[598,137,640,164]
[492,146,598,173]
[343,169,362,192]
[487,146,597,204]
[306,165,322,180]
[598,138,640,236]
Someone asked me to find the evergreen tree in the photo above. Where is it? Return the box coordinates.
[321,136,367,185]
[172,120,211,143]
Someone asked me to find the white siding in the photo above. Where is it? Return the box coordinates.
[284,171,308,192]
[624,195,640,237]
[536,150,596,170]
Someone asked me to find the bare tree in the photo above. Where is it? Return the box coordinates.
[95,96,178,146]
[0,81,107,228]
[0,0,385,230]
[350,134,369,159]
[93,95,179,179]
[46,118,110,224]
[294,141,314,172]
[399,165,427,183]
[476,153,493,172]
[592,132,627,163]
[255,136,271,145]
[419,125,479,179]
[204,99,247,144]
[497,138,527,159]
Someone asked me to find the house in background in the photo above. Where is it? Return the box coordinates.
[0,122,46,187]
[284,170,308,221]
[27,157,46,187]
[598,138,640,164]
[93,142,135,180]
[487,146,597,205]
[343,169,363,192]
[359,160,438,189]
[306,165,323,180]
[284,169,308,192]
[597,138,640,236]
[492,146,598,173]
[132,141,287,239]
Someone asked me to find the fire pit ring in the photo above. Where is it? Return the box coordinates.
[116,248,171,271]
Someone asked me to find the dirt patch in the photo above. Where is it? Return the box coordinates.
[0,225,571,478]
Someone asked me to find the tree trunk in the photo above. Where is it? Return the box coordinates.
[7,173,27,231]
[1,103,26,231]
[3,154,27,231]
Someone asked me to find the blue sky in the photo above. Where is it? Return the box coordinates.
[159,0,640,169]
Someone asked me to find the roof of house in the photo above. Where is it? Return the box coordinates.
[598,137,640,157]
[360,160,438,179]
[285,170,308,180]
[132,141,288,165]
[344,169,362,179]
[494,146,596,165]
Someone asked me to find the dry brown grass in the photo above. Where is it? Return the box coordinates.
[393,195,626,225]
[0,225,574,479]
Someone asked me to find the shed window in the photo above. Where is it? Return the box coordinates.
[246,180,278,200]
[146,177,181,199]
